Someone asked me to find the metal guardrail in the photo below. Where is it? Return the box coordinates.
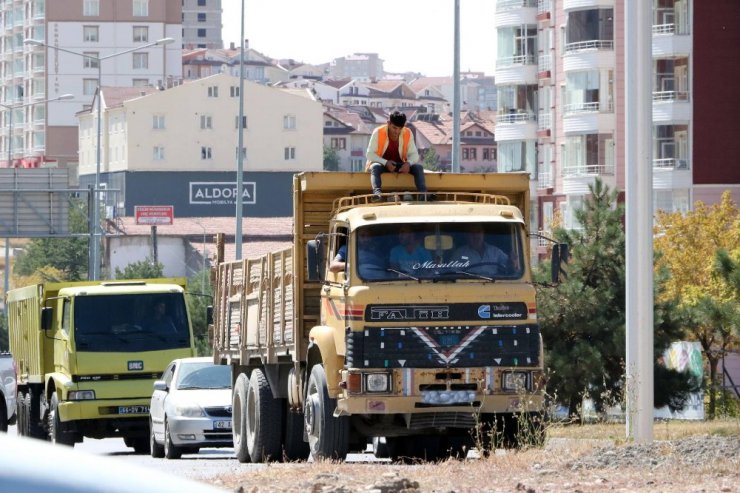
[333,192,511,213]
[652,90,689,102]
[497,0,536,12]
[563,101,614,114]
[564,40,614,54]
[497,54,537,68]
[497,112,537,124]
[653,158,689,170]
[561,164,615,177]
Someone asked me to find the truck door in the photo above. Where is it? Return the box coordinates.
[322,224,349,331]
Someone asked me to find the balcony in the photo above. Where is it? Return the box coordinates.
[498,111,536,124]
[537,0,551,20]
[563,101,613,115]
[497,0,536,12]
[564,40,614,54]
[537,171,553,190]
[561,163,616,194]
[537,54,551,78]
[653,158,689,170]
[562,164,614,177]
[537,112,551,137]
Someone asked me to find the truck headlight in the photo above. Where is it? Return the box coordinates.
[502,372,529,391]
[174,404,205,417]
[68,390,96,400]
[365,373,391,393]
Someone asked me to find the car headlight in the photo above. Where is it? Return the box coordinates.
[502,372,528,391]
[365,373,391,393]
[174,404,205,417]
[68,390,96,400]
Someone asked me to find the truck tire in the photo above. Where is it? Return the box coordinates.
[150,419,164,458]
[232,373,251,463]
[16,391,25,436]
[163,419,181,459]
[245,369,282,462]
[26,389,46,439]
[124,436,150,454]
[282,401,309,461]
[304,364,349,460]
[48,392,75,446]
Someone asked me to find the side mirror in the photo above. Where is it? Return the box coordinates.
[551,243,570,284]
[306,238,325,282]
[206,305,213,325]
[153,380,168,392]
[41,306,53,331]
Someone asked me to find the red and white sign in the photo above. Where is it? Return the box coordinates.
[135,205,174,225]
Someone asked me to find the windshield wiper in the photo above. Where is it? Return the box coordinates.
[454,270,495,282]
[386,268,419,281]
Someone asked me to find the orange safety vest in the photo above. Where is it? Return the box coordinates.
[366,125,411,170]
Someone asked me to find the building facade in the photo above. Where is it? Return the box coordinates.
[181,0,222,49]
[0,0,183,170]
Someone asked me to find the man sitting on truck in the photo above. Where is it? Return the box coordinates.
[365,111,429,203]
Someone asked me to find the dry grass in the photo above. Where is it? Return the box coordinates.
[216,419,740,493]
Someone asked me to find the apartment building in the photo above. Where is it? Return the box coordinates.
[496,0,740,252]
[328,53,383,81]
[0,0,182,170]
[181,0,222,49]
[76,73,323,217]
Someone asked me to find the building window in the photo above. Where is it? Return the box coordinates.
[197,13,206,22]
[284,147,296,160]
[230,86,240,97]
[83,52,99,69]
[133,0,149,17]
[132,78,149,87]
[201,146,212,160]
[198,0,206,5]
[133,26,149,43]
[235,147,247,160]
[83,78,98,95]
[153,146,165,160]
[207,86,218,97]
[83,0,100,16]
[200,115,212,129]
[330,138,346,150]
[152,115,165,129]
[235,116,247,129]
[83,26,99,42]
[483,147,496,161]
[133,53,148,69]
[283,115,296,130]
[197,28,207,38]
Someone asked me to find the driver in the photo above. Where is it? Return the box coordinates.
[452,224,508,276]
[329,228,387,278]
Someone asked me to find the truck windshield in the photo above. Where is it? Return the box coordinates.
[353,222,525,282]
[74,293,191,352]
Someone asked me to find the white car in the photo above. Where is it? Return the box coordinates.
[149,357,232,459]
[0,352,17,432]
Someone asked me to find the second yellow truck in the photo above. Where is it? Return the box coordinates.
[211,171,565,462]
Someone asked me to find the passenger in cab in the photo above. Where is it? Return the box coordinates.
[389,225,432,273]
[453,224,509,276]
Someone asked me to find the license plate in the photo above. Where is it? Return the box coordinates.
[118,405,149,415]
[214,420,231,429]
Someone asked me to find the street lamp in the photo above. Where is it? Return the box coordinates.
[24,37,175,280]
[1,93,73,320]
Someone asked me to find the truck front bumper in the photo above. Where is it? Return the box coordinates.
[59,398,151,422]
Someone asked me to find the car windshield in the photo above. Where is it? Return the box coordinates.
[344,222,525,282]
[176,362,231,390]
[74,293,191,352]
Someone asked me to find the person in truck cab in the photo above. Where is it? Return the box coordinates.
[144,300,177,334]
[365,111,428,202]
[329,228,387,278]
[452,224,509,276]
[389,224,432,274]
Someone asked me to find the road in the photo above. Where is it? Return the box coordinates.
[5,424,382,484]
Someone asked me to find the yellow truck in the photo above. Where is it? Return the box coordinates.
[211,171,565,462]
[6,279,195,450]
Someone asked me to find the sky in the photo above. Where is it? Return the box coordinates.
[222,0,498,77]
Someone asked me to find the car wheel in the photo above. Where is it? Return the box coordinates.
[48,392,75,446]
[282,400,309,461]
[150,419,164,458]
[232,373,251,463]
[245,368,282,462]
[304,364,349,460]
[164,419,181,459]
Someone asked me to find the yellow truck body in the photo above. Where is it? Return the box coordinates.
[7,278,195,449]
[212,171,548,462]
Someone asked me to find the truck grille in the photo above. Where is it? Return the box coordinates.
[346,324,539,368]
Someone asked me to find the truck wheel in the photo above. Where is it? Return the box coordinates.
[282,401,309,461]
[245,369,282,462]
[150,419,164,458]
[48,392,75,446]
[304,364,348,460]
[26,389,46,439]
[232,373,251,463]
[127,437,150,454]
[16,391,25,436]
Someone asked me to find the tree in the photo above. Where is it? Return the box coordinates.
[13,198,89,281]
[323,145,340,171]
[536,179,699,418]
[654,192,739,418]
[421,147,441,171]
[186,270,213,356]
[114,258,164,279]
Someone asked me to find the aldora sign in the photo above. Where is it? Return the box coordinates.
[189,181,256,205]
